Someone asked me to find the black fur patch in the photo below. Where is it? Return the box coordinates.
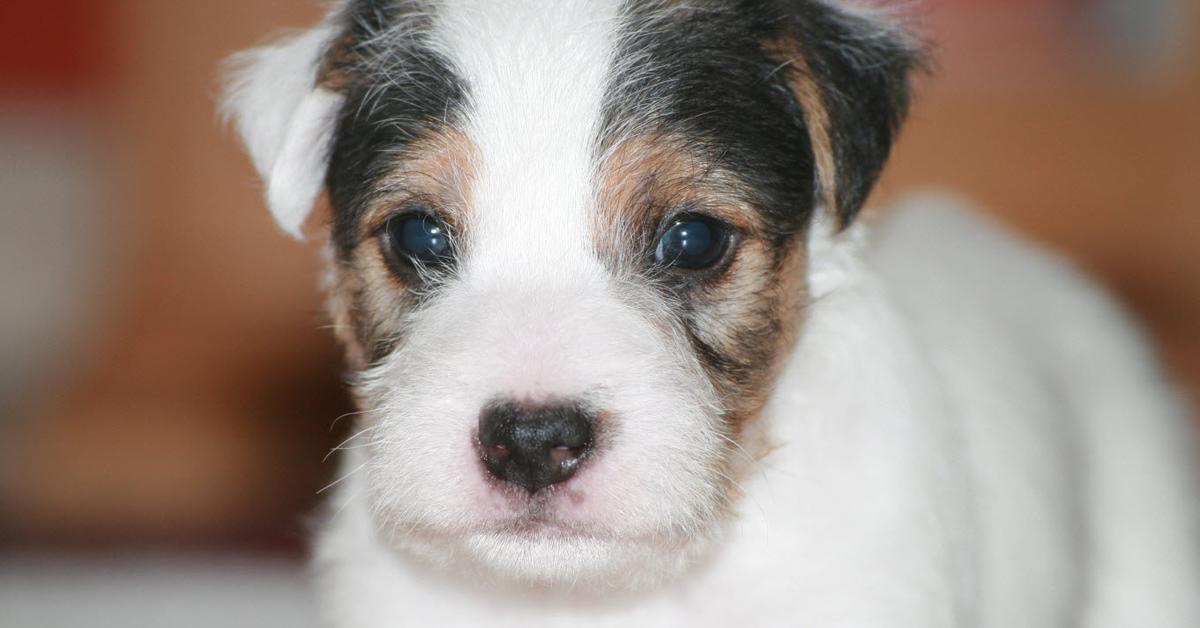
[323,1,470,258]
[602,1,818,243]
[604,0,921,233]
[779,0,924,225]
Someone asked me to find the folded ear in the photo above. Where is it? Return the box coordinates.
[778,2,926,228]
[221,25,346,239]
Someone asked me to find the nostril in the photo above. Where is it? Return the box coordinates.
[477,400,595,493]
[484,443,510,463]
[549,445,580,464]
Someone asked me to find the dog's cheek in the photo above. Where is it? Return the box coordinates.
[326,265,369,371]
[686,237,807,431]
[326,246,420,372]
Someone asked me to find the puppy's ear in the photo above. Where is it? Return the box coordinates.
[778,2,926,228]
[222,25,345,239]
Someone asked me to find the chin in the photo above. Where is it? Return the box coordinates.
[458,531,696,589]
[372,480,717,591]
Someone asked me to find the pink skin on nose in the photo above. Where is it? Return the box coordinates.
[467,436,607,527]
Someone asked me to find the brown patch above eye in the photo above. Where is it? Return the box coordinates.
[358,128,479,239]
[594,132,762,268]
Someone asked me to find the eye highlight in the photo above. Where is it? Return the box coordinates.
[654,215,732,270]
[383,212,453,272]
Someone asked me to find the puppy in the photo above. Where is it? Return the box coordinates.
[223,1,1199,625]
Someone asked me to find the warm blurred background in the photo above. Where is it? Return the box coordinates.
[0,0,1196,625]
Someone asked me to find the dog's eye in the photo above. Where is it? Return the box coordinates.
[654,215,731,270]
[385,212,453,269]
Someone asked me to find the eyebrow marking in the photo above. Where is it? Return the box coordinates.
[358,128,479,238]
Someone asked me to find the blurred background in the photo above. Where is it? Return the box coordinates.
[0,0,1196,625]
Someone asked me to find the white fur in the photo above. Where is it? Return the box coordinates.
[223,2,1199,626]
[223,24,344,237]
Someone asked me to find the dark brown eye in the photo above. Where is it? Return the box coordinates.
[654,215,731,270]
[384,213,453,269]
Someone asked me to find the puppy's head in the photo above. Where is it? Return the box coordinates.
[224,0,921,589]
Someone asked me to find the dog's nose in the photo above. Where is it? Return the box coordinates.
[478,401,594,493]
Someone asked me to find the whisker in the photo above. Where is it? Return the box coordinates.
[318,460,369,495]
[324,424,380,463]
[330,408,375,432]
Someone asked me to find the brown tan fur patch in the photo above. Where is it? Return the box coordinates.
[356,128,478,238]
[318,32,357,92]
[595,133,767,262]
[765,37,839,224]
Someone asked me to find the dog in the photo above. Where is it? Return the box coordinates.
[222,1,1199,625]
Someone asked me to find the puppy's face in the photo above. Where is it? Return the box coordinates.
[226,0,919,588]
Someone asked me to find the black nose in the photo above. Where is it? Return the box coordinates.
[478,401,594,493]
